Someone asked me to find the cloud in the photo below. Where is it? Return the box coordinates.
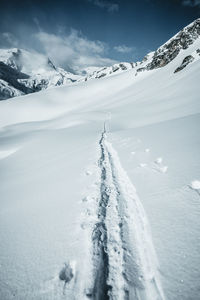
[34,29,117,73]
[0,32,19,48]
[181,0,200,7]
[33,17,42,31]
[114,45,134,53]
[87,0,119,12]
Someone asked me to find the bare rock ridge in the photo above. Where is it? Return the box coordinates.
[174,55,195,73]
[145,18,200,71]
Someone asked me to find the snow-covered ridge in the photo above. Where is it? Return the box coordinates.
[80,18,200,81]
[136,18,200,73]
[1,18,200,101]
[82,62,136,81]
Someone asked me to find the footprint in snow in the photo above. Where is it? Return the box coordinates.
[59,261,76,294]
[85,170,92,176]
[82,196,89,202]
[155,157,163,164]
[189,180,200,196]
[153,157,168,173]
[59,262,74,283]
[82,195,97,203]
[140,163,147,168]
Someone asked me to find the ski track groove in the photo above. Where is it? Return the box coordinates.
[89,128,165,300]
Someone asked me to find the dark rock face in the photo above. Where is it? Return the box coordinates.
[112,66,120,72]
[47,58,57,71]
[146,18,200,71]
[97,73,107,78]
[174,55,195,73]
[0,62,34,100]
[119,63,128,70]
[0,80,21,100]
[136,67,146,73]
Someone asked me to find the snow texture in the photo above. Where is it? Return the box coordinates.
[0,18,200,300]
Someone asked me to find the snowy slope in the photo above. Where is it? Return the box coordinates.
[0,19,200,300]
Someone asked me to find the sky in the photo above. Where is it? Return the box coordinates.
[0,0,199,73]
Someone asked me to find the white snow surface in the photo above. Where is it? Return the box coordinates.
[0,34,200,300]
[190,180,200,190]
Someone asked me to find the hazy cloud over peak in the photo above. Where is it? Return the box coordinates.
[0,0,198,72]
[34,29,117,73]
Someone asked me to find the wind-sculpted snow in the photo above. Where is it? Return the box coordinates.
[89,128,165,300]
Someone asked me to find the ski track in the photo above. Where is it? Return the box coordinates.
[89,128,165,300]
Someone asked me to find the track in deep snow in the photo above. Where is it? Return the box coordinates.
[89,124,165,300]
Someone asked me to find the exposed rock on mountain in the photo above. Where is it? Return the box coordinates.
[82,62,136,81]
[0,79,23,100]
[174,55,194,73]
[137,18,200,73]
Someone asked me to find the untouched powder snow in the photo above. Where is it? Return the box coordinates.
[0,26,200,300]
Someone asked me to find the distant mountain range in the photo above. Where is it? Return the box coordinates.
[0,48,81,100]
[0,18,199,100]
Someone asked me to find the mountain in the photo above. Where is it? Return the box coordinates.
[0,19,200,300]
[81,62,136,81]
[1,18,199,101]
[0,48,138,100]
[0,19,200,100]
[78,18,200,82]
[136,18,200,74]
[0,48,81,100]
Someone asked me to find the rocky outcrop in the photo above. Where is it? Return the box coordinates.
[83,62,135,81]
[0,79,23,100]
[174,55,194,73]
[135,18,200,76]
[146,19,200,71]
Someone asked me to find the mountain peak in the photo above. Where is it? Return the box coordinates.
[0,48,81,100]
[145,18,200,71]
